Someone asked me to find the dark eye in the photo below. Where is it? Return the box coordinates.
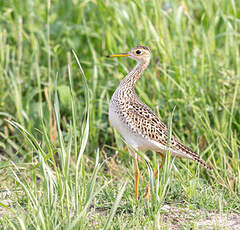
[136,50,141,54]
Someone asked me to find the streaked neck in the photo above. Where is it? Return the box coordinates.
[119,61,149,88]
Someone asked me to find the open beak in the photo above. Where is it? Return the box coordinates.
[106,53,129,58]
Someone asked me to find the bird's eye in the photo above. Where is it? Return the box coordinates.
[136,50,141,54]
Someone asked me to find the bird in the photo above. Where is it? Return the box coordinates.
[107,46,212,200]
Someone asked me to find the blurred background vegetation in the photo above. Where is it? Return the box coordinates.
[0,0,240,228]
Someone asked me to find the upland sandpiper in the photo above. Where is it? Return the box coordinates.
[107,46,212,200]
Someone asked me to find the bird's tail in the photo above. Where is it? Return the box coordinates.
[175,141,213,171]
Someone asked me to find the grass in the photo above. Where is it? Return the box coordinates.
[0,0,240,229]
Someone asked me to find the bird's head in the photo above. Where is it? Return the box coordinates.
[107,46,151,65]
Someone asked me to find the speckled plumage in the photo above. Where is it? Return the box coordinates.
[108,46,212,170]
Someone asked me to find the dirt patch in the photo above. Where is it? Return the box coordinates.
[159,204,240,229]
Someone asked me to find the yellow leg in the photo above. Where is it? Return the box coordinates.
[144,183,151,199]
[154,152,165,178]
[128,148,140,200]
[144,152,165,199]
[134,157,140,200]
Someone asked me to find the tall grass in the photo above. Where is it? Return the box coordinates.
[0,0,239,228]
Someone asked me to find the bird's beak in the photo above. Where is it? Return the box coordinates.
[106,53,129,58]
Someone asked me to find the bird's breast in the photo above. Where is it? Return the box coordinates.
[109,100,159,151]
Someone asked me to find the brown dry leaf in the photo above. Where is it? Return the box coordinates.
[44,86,57,144]
[102,149,125,179]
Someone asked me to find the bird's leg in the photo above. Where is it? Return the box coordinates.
[134,157,140,200]
[154,152,165,178]
[128,148,140,200]
[144,183,151,200]
[144,152,165,199]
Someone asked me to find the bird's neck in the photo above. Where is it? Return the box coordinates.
[119,61,149,88]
